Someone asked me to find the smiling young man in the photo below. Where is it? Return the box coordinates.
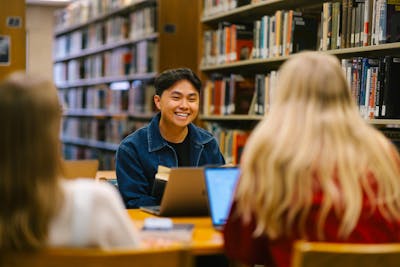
[116,68,225,208]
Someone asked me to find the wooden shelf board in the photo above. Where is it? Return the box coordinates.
[200,114,263,121]
[54,0,156,36]
[201,0,324,24]
[200,43,400,72]
[56,72,156,88]
[54,33,158,63]
[61,136,119,151]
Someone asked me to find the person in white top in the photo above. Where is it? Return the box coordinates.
[0,72,139,251]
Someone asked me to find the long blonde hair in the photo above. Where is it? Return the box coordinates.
[236,51,400,240]
[0,72,63,250]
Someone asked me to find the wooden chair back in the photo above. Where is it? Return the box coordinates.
[0,247,193,267]
[62,159,99,179]
[292,241,400,267]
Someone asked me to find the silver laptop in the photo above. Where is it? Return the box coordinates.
[140,167,209,217]
[204,166,240,230]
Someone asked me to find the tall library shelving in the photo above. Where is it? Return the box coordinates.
[199,0,400,164]
[53,0,200,169]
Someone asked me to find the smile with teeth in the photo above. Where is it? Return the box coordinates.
[175,113,189,117]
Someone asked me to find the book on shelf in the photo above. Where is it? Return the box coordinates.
[260,15,270,58]
[254,74,265,115]
[377,0,387,44]
[212,74,224,115]
[231,74,255,115]
[223,131,233,164]
[251,9,319,57]
[224,23,232,63]
[54,0,147,32]
[268,16,276,58]
[129,6,157,39]
[371,0,379,45]
[284,10,293,56]
[382,56,400,119]
[54,12,158,81]
[347,0,354,48]
[350,1,358,48]
[135,40,158,74]
[219,129,250,165]
[359,57,378,118]
[357,1,366,47]
[203,74,256,116]
[237,0,252,6]
[282,11,288,56]
[202,22,253,64]
[216,22,229,64]
[274,10,283,57]
[202,80,214,116]
[252,20,261,58]
[203,0,251,17]
[350,57,362,110]
[106,119,128,144]
[248,88,257,116]
[234,23,254,61]
[376,56,386,118]
[231,130,250,165]
[363,0,374,46]
[363,59,380,119]
[381,128,400,152]
[263,73,271,114]
[129,80,155,114]
[251,71,277,115]
[369,64,380,119]
[341,55,400,120]
[384,0,400,43]
[222,77,231,115]
[368,0,400,45]
[330,2,341,50]
[322,2,332,51]
[341,0,349,48]
[203,30,214,66]
[106,87,129,113]
[291,12,319,53]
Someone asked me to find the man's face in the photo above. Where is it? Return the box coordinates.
[154,80,199,129]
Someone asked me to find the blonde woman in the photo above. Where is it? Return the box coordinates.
[0,72,139,250]
[224,52,400,267]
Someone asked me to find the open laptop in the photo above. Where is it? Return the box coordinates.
[204,166,240,230]
[140,167,209,217]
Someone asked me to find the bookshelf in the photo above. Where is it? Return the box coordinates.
[54,0,200,169]
[199,0,400,163]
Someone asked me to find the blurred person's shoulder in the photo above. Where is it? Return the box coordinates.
[61,178,121,203]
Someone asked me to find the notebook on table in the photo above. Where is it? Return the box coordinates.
[204,166,240,230]
[140,167,209,217]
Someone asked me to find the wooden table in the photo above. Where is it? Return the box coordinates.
[95,170,116,181]
[127,209,224,255]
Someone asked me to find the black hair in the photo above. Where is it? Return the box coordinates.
[154,68,202,96]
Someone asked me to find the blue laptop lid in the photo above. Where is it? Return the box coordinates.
[204,167,240,228]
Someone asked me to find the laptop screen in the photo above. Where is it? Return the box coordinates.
[204,167,240,228]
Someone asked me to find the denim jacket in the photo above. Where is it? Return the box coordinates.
[116,113,225,208]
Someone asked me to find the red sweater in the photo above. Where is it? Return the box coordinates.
[224,195,400,267]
